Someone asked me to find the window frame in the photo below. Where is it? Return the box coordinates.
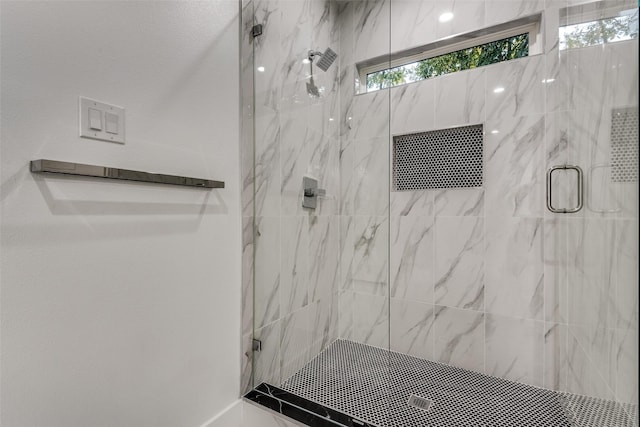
[357,15,542,93]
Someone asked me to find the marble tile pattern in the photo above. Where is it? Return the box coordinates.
[242,0,639,410]
[241,0,342,392]
[337,0,638,409]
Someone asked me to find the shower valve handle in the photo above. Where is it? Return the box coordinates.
[304,188,326,198]
[302,176,325,209]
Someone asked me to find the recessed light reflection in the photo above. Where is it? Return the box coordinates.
[541,78,555,83]
[493,87,505,93]
[491,129,500,134]
[439,12,454,22]
[302,58,310,64]
[257,66,265,72]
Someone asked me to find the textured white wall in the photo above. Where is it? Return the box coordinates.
[0,2,241,426]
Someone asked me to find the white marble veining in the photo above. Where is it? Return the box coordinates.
[434,68,485,127]
[485,217,544,320]
[390,190,433,217]
[352,216,389,296]
[543,323,567,392]
[390,78,436,136]
[485,314,544,387]
[254,0,283,111]
[338,290,354,340]
[308,215,340,303]
[485,55,545,120]
[544,111,575,221]
[484,0,544,27]
[569,40,639,121]
[543,218,568,323]
[433,305,485,373]
[434,0,485,40]
[570,324,613,387]
[433,188,484,217]
[244,0,346,393]
[345,91,390,141]
[242,332,254,394]
[280,216,308,316]
[339,138,355,215]
[339,215,355,290]
[390,298,435,360]
[390,0,437,52]
[567,218,614,327]
[484,114,545,218]
[242,217,255,336]
[352,0,390,63]
[434,216,484,310]
[352,292,389,348]
[565,328,616,400]
[390,215,434,303]
[613,219,639,330]
[280,307,311,382]
[310,294,339,355]
[254,107,281,218]
[354,136,390,216]
[280,110,312,217]
[255,217,281,329]
[308,135,340,217]
[254,319,282,386]
[612,328,639,405]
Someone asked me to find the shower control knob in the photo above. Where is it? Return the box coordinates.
[302,176,325,209]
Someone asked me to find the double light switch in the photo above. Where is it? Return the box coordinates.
[80,97,125,144]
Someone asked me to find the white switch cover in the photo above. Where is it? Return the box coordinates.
[80,97,125,144]
[88,108,102,130]
[105,112,119,134]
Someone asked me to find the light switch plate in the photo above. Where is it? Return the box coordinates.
[79,97,125,144]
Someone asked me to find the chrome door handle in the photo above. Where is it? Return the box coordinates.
[546,164,583,213]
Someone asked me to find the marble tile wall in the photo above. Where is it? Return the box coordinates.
[242,0,638,410]
[241,0,342,394]
[338,0,638,408]
[337,0,392,352]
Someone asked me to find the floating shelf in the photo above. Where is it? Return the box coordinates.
[30,159,224,189]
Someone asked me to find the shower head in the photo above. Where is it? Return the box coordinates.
[308,47,337,72]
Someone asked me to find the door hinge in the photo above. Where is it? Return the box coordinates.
[252,339,262,352]
[251,24,263,38]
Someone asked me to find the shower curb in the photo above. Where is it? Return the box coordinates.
[244,383,376,427]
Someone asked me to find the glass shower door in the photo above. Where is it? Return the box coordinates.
[546,0,638,409]
[243,0,638,425]
[245,0,393,422]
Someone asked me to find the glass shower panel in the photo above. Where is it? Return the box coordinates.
[550,0,639,408]
[247,0,393,416]
[244,0,637,425]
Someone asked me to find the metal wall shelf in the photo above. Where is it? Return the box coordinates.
[30,159,224,189]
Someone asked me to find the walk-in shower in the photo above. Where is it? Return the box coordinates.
[241,0,639,425]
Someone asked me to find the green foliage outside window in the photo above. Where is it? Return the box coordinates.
[560,9,639,50]
[366,33,529,91]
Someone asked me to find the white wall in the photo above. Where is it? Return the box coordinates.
[0,2,241,426]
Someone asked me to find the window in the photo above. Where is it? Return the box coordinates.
[559,5,638,50]
[357,15,541,93]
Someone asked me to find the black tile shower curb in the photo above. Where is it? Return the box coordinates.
[244,382,376,427]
